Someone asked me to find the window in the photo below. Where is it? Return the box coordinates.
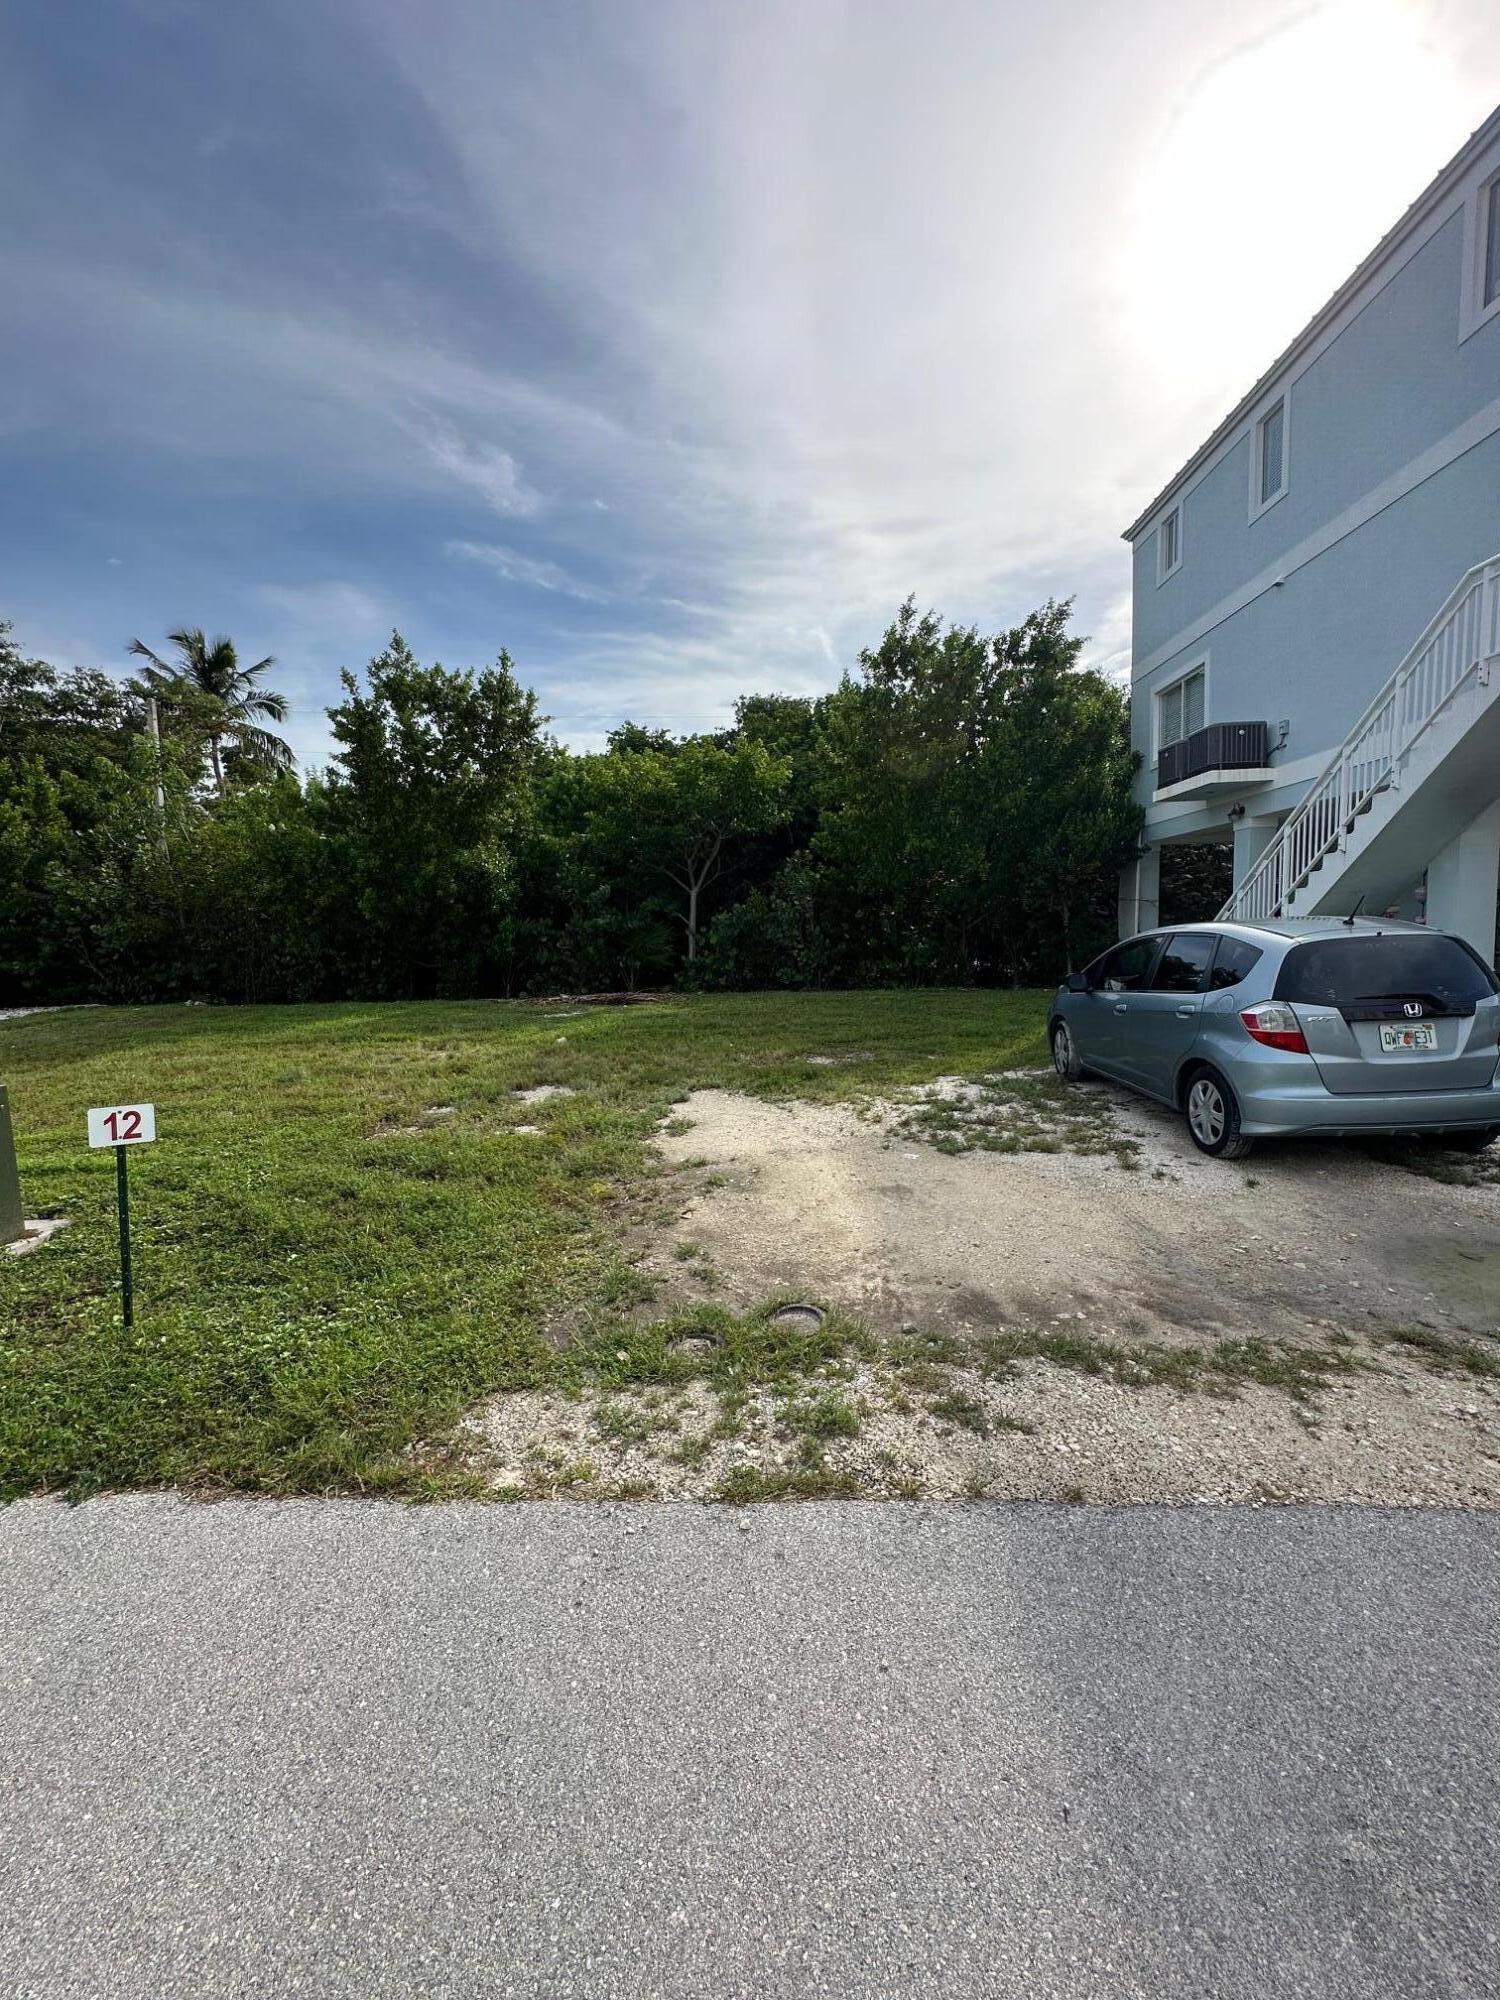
[1207,937,1264,990]
[1093,936,1161,993]
[1460,170,1500,341]
[1157,665,1205,749]
[1149,933,1216,994]
[1254,398,1286,511]
[1274,935,1498,1011]
[1157,504,1181,582]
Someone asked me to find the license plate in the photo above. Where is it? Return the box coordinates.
[1379,1023,1437,1052]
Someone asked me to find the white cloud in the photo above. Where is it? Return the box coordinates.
[415,425,541,517]
[353,0,1498,715]
[446,539,605,600]
[1080,594,1133,689]
[9,0,1498,746]
[252,581,400,770]
[1116,1,1481,412]
[256,580,393,643]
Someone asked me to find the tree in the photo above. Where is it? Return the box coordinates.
[127,628,293,793]
[0,623,142,773]
[580,738,792,961]
[323,634,546,997]
[1159,840,1232,927]
[605,721,679,757]
[812,598,1141,983]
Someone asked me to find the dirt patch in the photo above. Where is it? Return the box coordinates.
[530,991,671,1007]
[654,1082,1500,1345]
[457,1076,1500,1505]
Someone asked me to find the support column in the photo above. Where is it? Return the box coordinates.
[0,1087,23,1247]
[1423,799,1500,966]
[1231,813,1279,893]
[1117,846,1160,939]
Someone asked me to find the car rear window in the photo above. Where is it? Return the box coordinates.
[1208,937,1263,990]
[1274,934,1498,1011]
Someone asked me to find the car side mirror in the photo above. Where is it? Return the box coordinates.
[1065,971,1090,993]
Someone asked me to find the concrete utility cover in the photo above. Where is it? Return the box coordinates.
[4,1217,70,1257]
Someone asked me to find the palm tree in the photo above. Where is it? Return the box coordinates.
[128,628,294,794]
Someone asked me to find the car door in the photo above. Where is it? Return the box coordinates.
[1122,931,1217,1096]
[1076,935,1164,1079]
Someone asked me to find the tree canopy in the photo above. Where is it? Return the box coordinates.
[0,602,1144,1006]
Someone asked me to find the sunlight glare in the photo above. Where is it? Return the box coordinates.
[1120,1,1476,411]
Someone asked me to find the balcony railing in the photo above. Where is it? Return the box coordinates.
[1156,720,1269,791]
[1222,554,1500,924]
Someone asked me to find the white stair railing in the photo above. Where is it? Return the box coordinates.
[1222,554,1500,924]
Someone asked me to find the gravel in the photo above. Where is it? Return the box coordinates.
[654,1086,1500,1345]
[2,1495,1497,1999]
[458,1083,1500,1508]
[461,1350,1500,1505]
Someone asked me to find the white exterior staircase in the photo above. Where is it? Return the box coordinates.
[1221,555,1500,927]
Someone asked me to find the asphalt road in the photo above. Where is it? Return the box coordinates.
[2,1498,1497,1999]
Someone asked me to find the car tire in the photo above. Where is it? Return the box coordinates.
[1444,1126,1500,1154]
[1183,1066,1254,1160]
[1051,1020,1087,1083]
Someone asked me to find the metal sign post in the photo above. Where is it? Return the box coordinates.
[87,1104,156,1326]
[115,1145,134,1326]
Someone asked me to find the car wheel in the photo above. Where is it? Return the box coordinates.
[1184,1068,1253,1160]
[1051,1020,1086,1082]
[1444,1126,1500,1154]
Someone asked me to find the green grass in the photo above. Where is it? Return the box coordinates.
[717,1462,862,1503]
[927,1390,992,1435]
[0,991,1048,1497]
[902,1070,1140,1166]
[1362,1137,1500,1190]
[1386,1326,1500,1379]
[959,1325,1359,1402]
[783,1390,862,1441]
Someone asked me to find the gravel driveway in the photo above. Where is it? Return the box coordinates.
[657,1080,1500,1346]
[464,1077,1500,1505]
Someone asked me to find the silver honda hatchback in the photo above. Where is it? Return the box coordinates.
[1048,917,1500,1159]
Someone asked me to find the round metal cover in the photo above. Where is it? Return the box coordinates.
[767,1303,825,1331]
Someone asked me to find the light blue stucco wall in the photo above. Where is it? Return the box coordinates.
[1130,204,1500,830]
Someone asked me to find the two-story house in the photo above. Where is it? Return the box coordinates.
[1119,103,1500,965]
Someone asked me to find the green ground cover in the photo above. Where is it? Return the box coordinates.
[0,992,1048,1497]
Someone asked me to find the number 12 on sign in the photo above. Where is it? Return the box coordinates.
[87,1104,156,1148]
[87,1103,156,1326]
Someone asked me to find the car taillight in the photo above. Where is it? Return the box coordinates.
[1239,1002,1309,1053]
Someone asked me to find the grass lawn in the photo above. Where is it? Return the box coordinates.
[0,991,1048,1498]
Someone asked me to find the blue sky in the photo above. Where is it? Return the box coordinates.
[3,0,1495,766]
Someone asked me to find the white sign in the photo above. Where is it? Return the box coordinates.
[87,1104,157,1149]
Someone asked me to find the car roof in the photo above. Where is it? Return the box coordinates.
[1148,917,1441,945]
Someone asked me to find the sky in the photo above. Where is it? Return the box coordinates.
[2,0,1497,767]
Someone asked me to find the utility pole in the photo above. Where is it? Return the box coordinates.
[0,1086,24,1247]
[146,695,166,819]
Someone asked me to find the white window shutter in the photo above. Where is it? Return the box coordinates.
[1184,670,1205,736]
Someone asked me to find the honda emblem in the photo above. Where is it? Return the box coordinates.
[1403,1001,1423,1018]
